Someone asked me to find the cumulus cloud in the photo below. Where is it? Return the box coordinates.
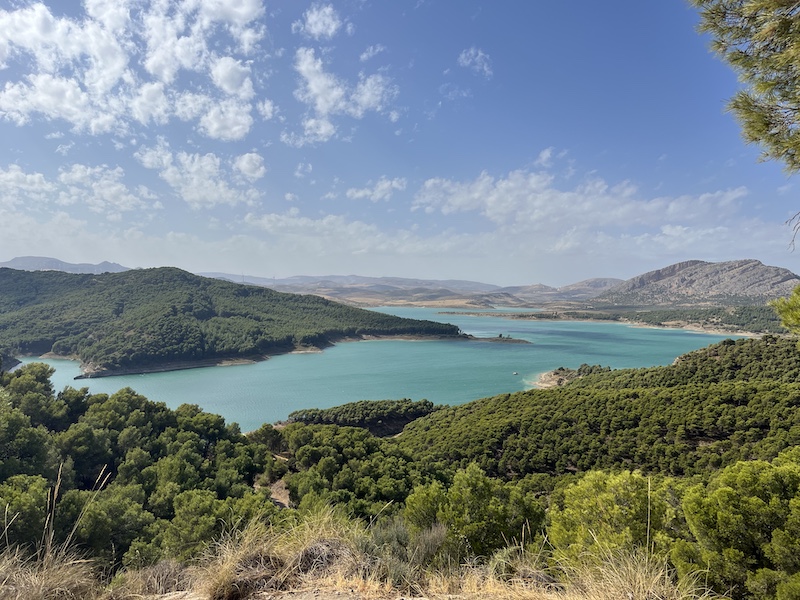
[211,56,254,99]
[285,47,398,145]
[346,177,407,202]
[412,168,748,236]
[199,99,254,141]
[257,99,276,120]
[458,46,493,78]
[0,164,57,208]
[0,162,145,219]
[135,139,260,208]
[57,164,145,215]
[0,1,263,139]
[234,152,266,180]
[131,82,170,125]
[292,4,342,40]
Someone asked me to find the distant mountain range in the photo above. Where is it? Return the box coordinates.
[2,256,797,308]
[199,272,626,307]
[0,256,129,274]
[204,260,798,307]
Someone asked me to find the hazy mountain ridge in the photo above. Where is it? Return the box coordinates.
[202,272,625,306]
[0,256,129,274]
[5,257,798,308]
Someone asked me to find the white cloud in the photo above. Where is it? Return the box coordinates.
[286,47,398,145]
[0,162,145,219]
[458,46,493,78]
[0,74,92,129]
[350,73,397,117]
[135,140,260,208]
[57,164,145,215]
[535,147,554,168]
[257,99,276,120]
[56,142,74,156]
[211,56,254,99]
[131,82,170,125]
[174,92,210,121]
[292,4,342,40]
[234,152,266,180]
[199,99,254,140]
[84,0,132,32]
[413,168,748,236]
[142,0,263,83]
[293,47,348,115]
[0,1,264,138]
[0,164,57,208]
[360,44,386,62]
[294,163,313,178]
[346,177,407,202]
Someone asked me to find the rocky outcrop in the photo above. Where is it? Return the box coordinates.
[597,259,800,306]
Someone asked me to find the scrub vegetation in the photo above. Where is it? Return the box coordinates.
[3,331,800,598]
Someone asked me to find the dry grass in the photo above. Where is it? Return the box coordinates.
[0,546,99,600]
[0,491,719,600]
[0,465,107,600]
[105,559,192,599]
[192,506,370,600]
[555,545,719,600]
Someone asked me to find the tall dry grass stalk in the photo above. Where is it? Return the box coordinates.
[0,543,98,600]
[0,465,109,600]
[557,544,718,600]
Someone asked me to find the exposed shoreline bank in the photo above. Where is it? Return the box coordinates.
[17,311,758,380]
[436,309,763,338]
[29,333,468,379]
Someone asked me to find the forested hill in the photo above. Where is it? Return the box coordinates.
[0,267,461,375]
[396,335,800,479]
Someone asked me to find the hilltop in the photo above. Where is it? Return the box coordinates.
[594,259,800,307]
[0,267,461,377]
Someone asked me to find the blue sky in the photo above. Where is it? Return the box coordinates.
[0,0,796,286]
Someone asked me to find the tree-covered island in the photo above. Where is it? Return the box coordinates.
[0,267,463,377]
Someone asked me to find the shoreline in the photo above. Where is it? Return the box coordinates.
[434,310,764,338]
[30,332,468,379]
[18,315,760,380]
[530,370,565,389]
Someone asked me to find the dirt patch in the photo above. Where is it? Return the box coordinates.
[270,480,291,508]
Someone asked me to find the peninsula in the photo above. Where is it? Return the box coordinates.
[0,267,463,377]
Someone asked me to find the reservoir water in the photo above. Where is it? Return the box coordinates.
[19,307,739,432]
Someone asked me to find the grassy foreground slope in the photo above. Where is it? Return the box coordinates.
[0,267,461,375]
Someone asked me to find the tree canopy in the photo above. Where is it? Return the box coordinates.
[0,267,461,374]
[691,0,800,174]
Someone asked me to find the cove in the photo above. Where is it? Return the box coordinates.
[19,307,740,432]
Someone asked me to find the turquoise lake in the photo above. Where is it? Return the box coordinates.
[19,307,740,432]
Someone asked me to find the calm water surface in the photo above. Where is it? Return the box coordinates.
[19,307,739,431]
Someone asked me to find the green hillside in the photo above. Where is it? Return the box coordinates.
[0,267,461,375]
[3,334,800,598]
[396,335,800,479]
